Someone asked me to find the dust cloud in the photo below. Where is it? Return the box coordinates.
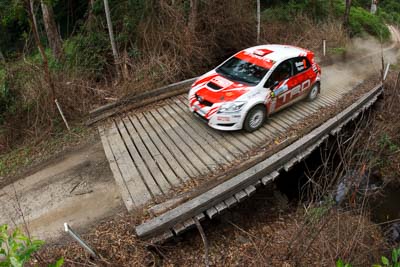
[322,29,399,91]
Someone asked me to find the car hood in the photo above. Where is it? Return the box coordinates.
[192,72,251,103]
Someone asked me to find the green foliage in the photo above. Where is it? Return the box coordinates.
[0,224,44,267]
[0,66,16,124]
[372,247,400,267]
[336,259,352,267]
[262,0,330,22]
[28,49,63,71]
[64,31,111,78]
[306,197,335,223]
[379,133,398,153]
[262,0,390,41]
[0,224,64,267]
[377,0,400,26]
[49,258,65,267]
[337,247,400,267]
[346,5,390,40]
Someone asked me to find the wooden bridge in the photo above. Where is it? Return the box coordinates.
[91,38,398,241]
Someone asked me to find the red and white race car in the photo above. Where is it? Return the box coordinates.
[188,44,321,132]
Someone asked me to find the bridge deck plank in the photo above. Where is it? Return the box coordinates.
[171,98,241,158]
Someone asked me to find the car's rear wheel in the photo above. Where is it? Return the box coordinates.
[307,83,320,101]
[244,105,266,132]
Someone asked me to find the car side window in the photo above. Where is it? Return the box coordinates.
[265,59,293,88]
[292,57,311,75]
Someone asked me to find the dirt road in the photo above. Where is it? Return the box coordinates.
[0,141,123,240]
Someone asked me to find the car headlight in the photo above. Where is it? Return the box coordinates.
[217,101,246,113]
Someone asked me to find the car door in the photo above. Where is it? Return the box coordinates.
[264,59,294,114]
[289,57,314,100]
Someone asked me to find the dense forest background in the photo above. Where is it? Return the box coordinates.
[0,0,399,151]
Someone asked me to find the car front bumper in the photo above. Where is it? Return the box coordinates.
[190,106,244,131]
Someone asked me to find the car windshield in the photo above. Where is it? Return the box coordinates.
[216,57,269,86]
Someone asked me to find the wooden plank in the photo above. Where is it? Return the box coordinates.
[296,103,317,114]
[129,115,181,186]
[157,106,217,169]
[117,118,164,196]
[163,104,227,165]
[136,84,383,239]
[317,96,333,107]
[172,97,242,157]
[322,94,339,103]
[120,118,170,194]
[195,213,206,222]
[227,131,255,151]
[172,223,186,235]
[267,118,286,132]
[149,230,174,244]
[244,185,256,197]
[175,95,250,154]
[234,190,248,202]
[284,109,302,121]
[183,218,196,230]
[249,128,268,142]
[143,111,200,178]
[206,207,218,219]
[276,112,294,125]
[238,131,263,146]
[224,196,238,208]
[215,202,228,214]
[99,126,135,210]
[149,109,210,175]
[273,115,291,129]
[278,112,297,124]
[291,105,311,117]
[262,122,282,136]
[261,170,280,185]
[138,112,189,182]
[106,122,153,206]
[258,126,275,139]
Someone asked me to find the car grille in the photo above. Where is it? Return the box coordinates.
[195,93,214,107]
[206,82,222,90]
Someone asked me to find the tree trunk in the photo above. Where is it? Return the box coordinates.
[188,0,198,32]
[343,0,352,31]
[103,0,119,66]
[88,0,95,25]
[370,0,377,14]
[26,0,56,104]
[256,0,260,43]
[0,49,5,62]
[40,0,63,61]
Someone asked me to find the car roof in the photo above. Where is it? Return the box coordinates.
[238,44,312,68]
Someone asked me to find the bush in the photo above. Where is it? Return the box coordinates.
[330,0,390,40]
[262,0,390,41]
[0,67,15,125]
[0,224,64,267]
[64,31,111,79]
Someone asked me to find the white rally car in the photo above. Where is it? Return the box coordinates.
[188,44,321,132]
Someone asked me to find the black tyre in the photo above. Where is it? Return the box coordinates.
[244,105,266,132]
[307,83,320,101]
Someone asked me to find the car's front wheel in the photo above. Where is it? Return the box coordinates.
[307,83,320,101]
[243,105,266,132]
